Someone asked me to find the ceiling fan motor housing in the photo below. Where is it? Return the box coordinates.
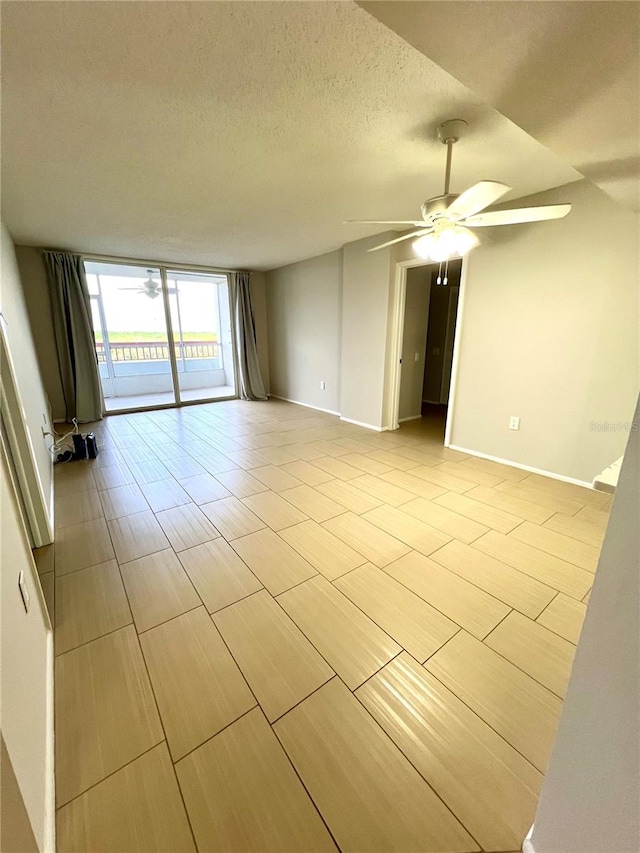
[421,194,458,223]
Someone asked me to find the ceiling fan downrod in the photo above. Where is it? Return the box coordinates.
[437,119,467,196]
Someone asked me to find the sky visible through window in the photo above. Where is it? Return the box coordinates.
[86,268,224,343]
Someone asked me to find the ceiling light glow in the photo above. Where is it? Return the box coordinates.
[413,225,479,261]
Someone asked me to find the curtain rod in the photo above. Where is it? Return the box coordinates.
[35,248,247,275]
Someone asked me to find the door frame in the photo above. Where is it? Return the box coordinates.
[383,256,469,447]
[0,320,53,546]
[82,254,240,413]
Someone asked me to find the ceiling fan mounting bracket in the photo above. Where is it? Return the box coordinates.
[437,119,467,145]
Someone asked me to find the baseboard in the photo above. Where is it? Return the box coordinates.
[399,415,422,423]
[48,468,55,541]
[340,416,387,432]
[268,395,340,417]
[522,824,535,853]
[447,444,593,489]
[44,631,56,853]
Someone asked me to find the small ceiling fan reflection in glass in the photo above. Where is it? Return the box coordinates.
[119,271,176,299]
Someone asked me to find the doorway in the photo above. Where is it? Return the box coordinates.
[84,261,237,413]
[386,258,464,443]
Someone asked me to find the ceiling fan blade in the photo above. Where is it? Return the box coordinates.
[464,203,572,227]
[367,229,432,253]
[446,181,512,220]
[345,219,427,226]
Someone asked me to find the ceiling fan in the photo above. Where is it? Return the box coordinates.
[345,119,571,260]
[119,270,163,299]
[119,270,177,299]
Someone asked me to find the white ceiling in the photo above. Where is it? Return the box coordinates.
[359,1,640,213]
[2,1,583,270]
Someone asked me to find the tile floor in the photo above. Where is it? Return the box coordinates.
[37,398,612,853]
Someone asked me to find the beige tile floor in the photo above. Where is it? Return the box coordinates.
[37,398,612,853]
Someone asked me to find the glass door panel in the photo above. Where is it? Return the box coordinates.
[84,262,177,412]
[166,270,236,403]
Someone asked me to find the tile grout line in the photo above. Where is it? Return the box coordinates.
[325,570,458,665]
[171,704,259,766]
[109,537,201,851]
[373,558,509,639]
[479,616,575,700]
[534,591,583,645]
[337,672,485,853]
[422,659,551,776]
[267,675,353,853]
[54,740,167,813]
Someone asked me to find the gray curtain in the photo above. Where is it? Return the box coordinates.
[44,251,103,422]
[230,271,267,401]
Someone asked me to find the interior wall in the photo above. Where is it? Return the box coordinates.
[398,266,431,421]
[249,270,271,395]
[15,245,66,422]
[0,445,54,853]
[265,250,342,413]
[1,735,39,853]
[1,224,54,519]
[530,392,640,853]
[448,179,639,483]
[341,233,394,428]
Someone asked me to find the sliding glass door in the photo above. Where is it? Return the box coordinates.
[166,270,235,404]
[84,260,236,412]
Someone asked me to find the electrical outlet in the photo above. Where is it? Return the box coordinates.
[509,416,520,431]
[320,381,326,390]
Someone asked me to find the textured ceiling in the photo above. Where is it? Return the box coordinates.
[359,1,640,212]
[1,1,581,270]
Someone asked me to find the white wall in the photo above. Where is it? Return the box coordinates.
[398,266,431,421]
[341,234,395,428]
[448,180,639,483]
[1,224,54,522]
[0,446,54,853]
[529,394,639,852]
[15,245,66,422]
[265,250,342,413]
[1,735,39,852]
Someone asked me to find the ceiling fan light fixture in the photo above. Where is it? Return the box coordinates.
[413,224,479,261]
[349,119,571,255]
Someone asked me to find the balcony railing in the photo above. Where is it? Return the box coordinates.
[96,340,219,364]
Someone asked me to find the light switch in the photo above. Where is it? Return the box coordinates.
[414,352,420,362]
[509,416,520,431]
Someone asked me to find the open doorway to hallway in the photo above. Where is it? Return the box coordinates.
[397,259,462,443]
